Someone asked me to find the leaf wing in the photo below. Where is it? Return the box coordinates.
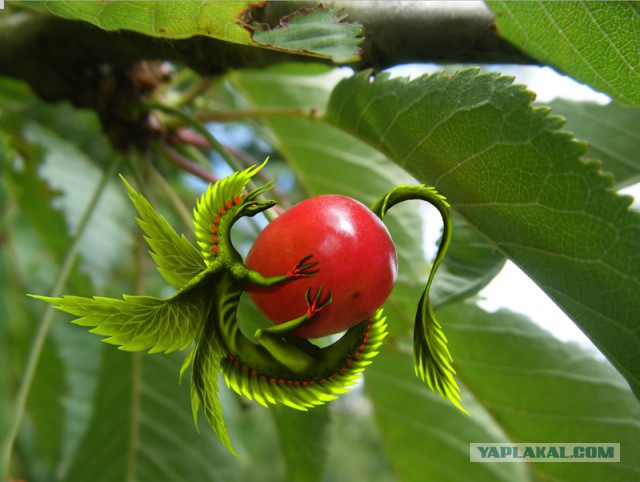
[189,325,237,456]
[31,290,210,354]
[121,175,205,289]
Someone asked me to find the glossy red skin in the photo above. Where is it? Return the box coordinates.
[245,194,397,338]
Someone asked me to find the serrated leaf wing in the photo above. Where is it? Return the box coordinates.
[190,324,237,456]
[121,175,205,289]
[32,291,210,354]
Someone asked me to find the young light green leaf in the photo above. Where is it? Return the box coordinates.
[249,6,363,63]
[488,1,640,108]
[326,69,640,399]
[547,98,640,189]
[31,289,211,355]
[121,176,205,289]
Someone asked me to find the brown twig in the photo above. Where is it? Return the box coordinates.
[171,128,291,209]
[160,143,219,185]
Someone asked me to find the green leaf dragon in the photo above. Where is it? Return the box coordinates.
[31,160,467,455]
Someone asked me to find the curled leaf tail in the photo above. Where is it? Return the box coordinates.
[372,185,468,415]
[222,310,387,411]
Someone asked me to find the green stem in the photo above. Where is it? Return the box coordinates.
[125,352,142,482]
[195,107,320,122]
[147,160,193,231]
[173,77,216,108]
[1,157,121,478]
[181,143,215,170]
[125,188,147,482]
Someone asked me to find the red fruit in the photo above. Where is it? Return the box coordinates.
[245,194,397,338]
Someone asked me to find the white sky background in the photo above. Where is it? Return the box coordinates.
[385,63,640,357]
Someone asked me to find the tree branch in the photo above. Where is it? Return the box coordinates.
[0,3,534,146]
[0,2,533,100]
[262,1,535,69]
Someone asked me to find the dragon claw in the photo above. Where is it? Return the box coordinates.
[287,254,319,278]
[305,286,333,319]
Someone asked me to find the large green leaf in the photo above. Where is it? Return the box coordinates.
[488,1,640,108]
[227,66,500,287]
[431,213,505,309]
[368,303,640,482]
[24,1,361,63]
[25,1,251,42]
[0,144,10,476]
[50,322,103,479]
[23,123,134,289]
[367,350,530,482]
[326,69,640,399]
[61,348,240,482]
[547,98,640,189]
[271,405,330,482]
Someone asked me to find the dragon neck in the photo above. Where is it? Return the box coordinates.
[208,197,243,263]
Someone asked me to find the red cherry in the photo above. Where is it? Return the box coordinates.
[245,194,397,338]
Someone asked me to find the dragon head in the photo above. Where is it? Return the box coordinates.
[234,181,278,219]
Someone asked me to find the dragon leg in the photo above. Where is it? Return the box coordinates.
[253,287,332,373]
[243,254,318,288]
